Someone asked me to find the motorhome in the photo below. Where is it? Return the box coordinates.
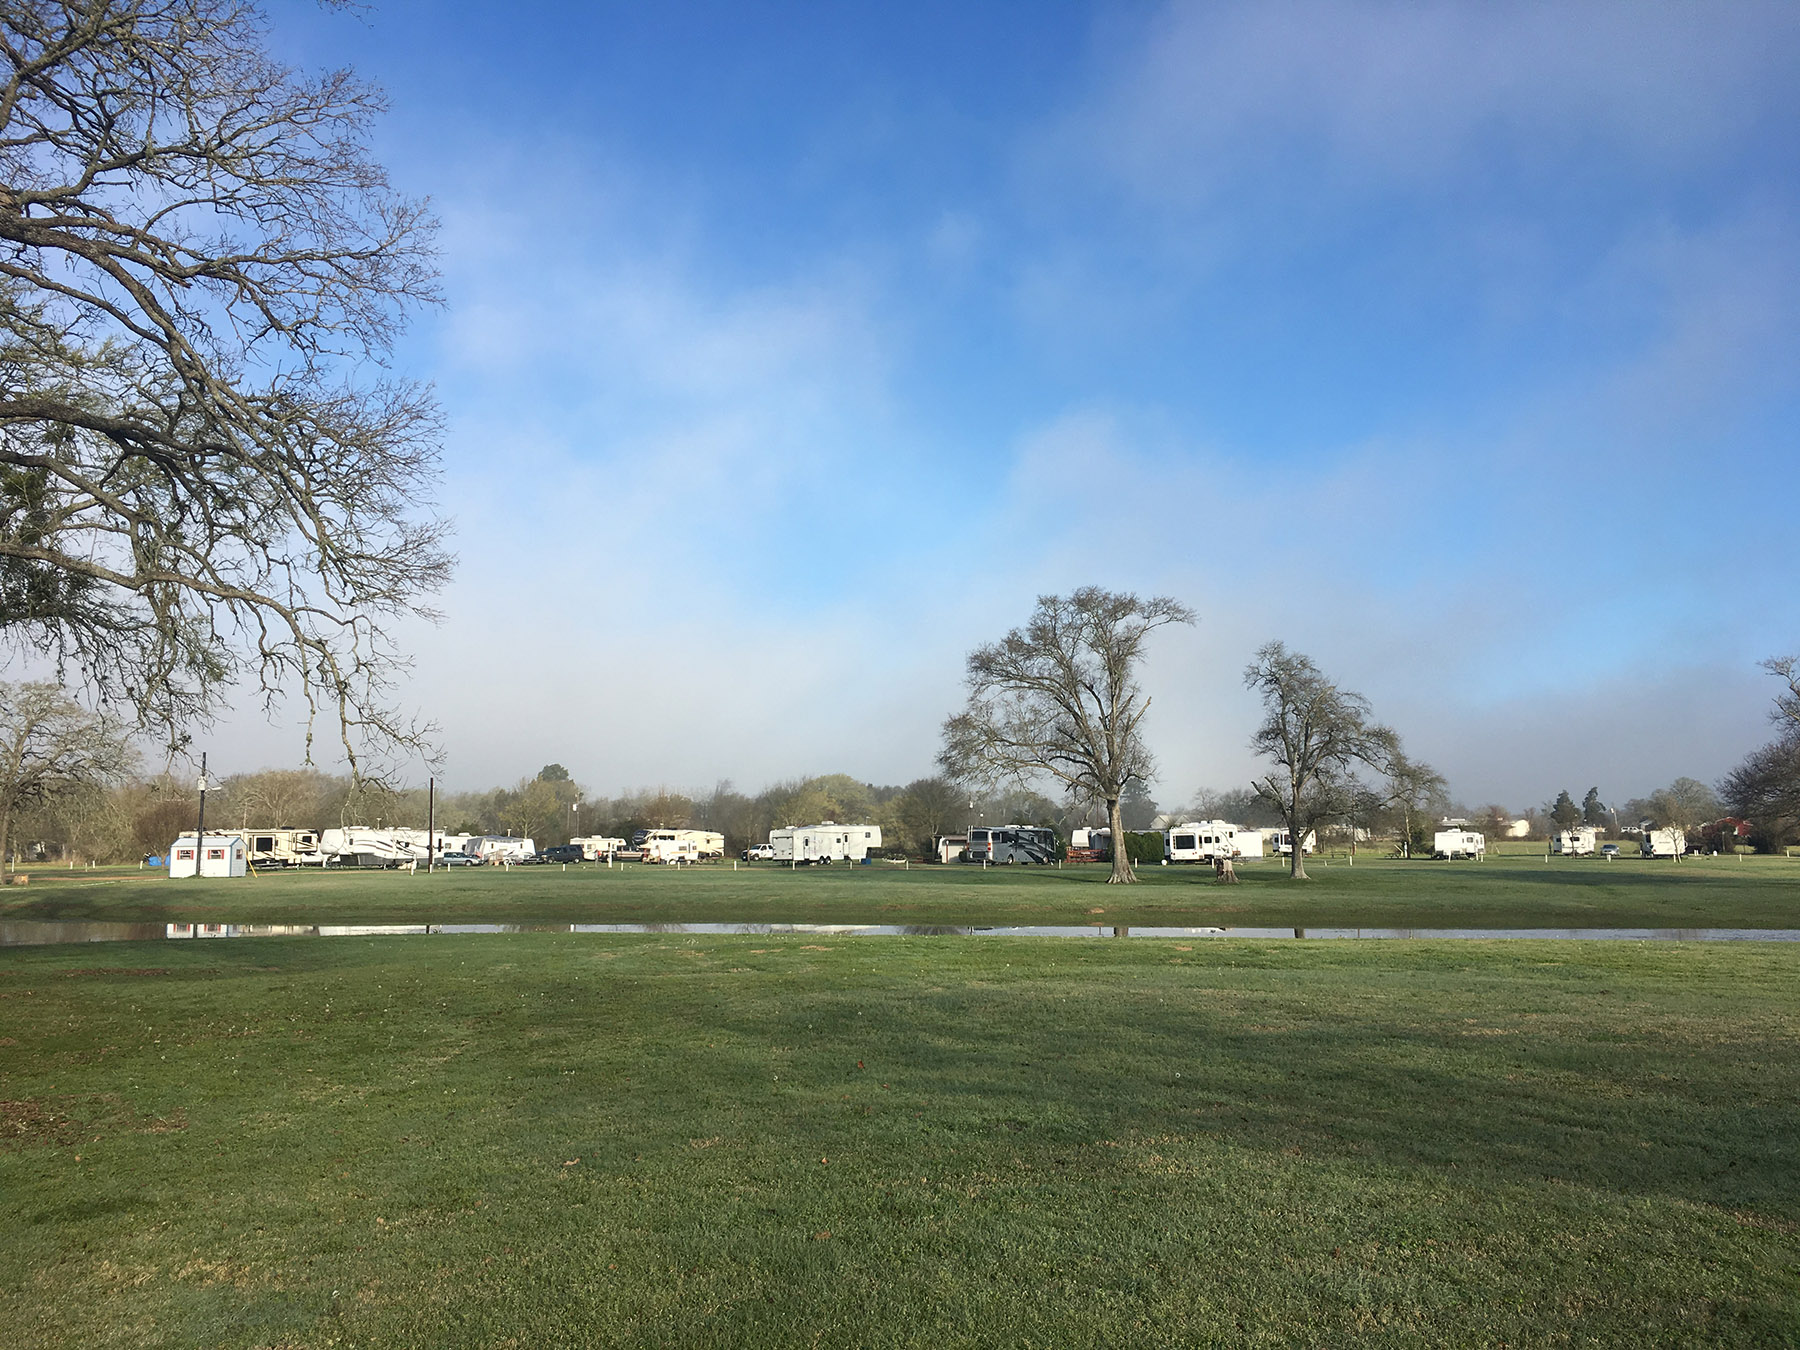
[967,826,1058,864]
[768,823,883,865]
[1268,829,1317,856]
[1551,827,1598,857]
[168,834,248,878]
[640,830,700,864]
[1432,829,1486,860]
[571,835,627,861]
[1164,821,1243,864]
[1641,827,1687,858]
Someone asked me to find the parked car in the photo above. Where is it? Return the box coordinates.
[540,844,584,865]
[742,844,776,861]
[437,850,478,867]
[1600,843,1620,858]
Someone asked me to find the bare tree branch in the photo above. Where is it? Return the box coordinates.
[0,1,448,782]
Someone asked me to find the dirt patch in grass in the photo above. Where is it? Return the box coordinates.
[0,1094,188,1149]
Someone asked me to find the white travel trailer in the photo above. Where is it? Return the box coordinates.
[1641,827,1687,858]
[769,823,883,865]
[168,834,248,878]
[1232,829,1266,859]
[640,830,701,864]
[463,835,536,864]
[1552,827,1598,857]
[1268,829,1317,856]
[236,828,319,868]
[571,835,627,861]
[1433,829,1486,860]
[935,835,969,864]
[1164,821,1243,863]
[316,827,419,867]
[676,830,725,859]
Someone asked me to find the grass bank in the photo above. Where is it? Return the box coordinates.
[2,934,1795,1346]
[4,852,1799,929]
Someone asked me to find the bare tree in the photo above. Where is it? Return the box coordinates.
[0,1,448,778]
[939,587,1195,884]
[1762,655,1800,731]
[1244,642,1396,880]
[0,679,135,875]
[1377,746,1448,858]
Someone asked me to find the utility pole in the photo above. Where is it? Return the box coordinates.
[428,777,436,873]
[195,752,208,878]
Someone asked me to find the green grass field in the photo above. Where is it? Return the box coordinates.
[4,851,1800,930]
[2,932,1795,1346]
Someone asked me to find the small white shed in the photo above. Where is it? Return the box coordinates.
[168,834,248,878]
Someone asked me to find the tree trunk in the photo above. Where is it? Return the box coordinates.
[1288,798,1308,880]
[0,803,11,883]
[1107,795,1134,884]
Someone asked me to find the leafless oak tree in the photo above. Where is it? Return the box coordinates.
[0,1,448,778]
[1244,642,1400,880]
[940,587,1195,884]
[0,677,135,875]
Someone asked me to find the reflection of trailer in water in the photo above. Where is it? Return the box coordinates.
[967,826,1058,864]
[769,823,883,865]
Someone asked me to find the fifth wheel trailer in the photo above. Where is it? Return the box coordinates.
[769,823,883,864]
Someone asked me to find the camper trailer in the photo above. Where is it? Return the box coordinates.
[237,828,319,869]
[571,835,627,861]
[675,830,725,859]
[1067,827,1111,861]
[316,828,420,868]
[1164,821,1243,864]
[1268,829,1317,857]
[935,834,969,864]
[1232,829,1266,859]
[967,826,1058,864]
[168,834,248,878]
[1641,827,1687,858]
[462,835,536,864]
[768,823,883,865]
[640,830,700,864]
[1552,827,1598,857]
[1432,830,1486,860]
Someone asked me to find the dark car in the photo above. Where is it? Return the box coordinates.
[540,844,585,865]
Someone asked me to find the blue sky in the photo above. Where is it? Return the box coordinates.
[216,0,1800,808]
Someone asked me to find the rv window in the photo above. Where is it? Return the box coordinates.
[255,836,274,850]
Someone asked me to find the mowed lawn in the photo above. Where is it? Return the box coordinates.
[1,934,1796,1346]
[5,851,1800,929]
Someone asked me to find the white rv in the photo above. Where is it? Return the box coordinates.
[1432,830,1486,860]
[237,828,319,869]
[1641,827,1687,858]
[675,830,725,859]
[571,835,627,861]
[1164,821,1243,863]
[316,828,418,867]
[463,835,536,864]
[168,834,248,878]
[1551,828,1598,857]
[640,830,700,864]
[1268,829,1317,856]
[1232,829,1266,859]
[769,823,883,865]
[935,834,969,864]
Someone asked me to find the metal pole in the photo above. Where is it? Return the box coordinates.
[195,752,207,879]
[428,777,436,872]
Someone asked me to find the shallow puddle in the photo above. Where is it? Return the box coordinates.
[2,920,1797,946]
